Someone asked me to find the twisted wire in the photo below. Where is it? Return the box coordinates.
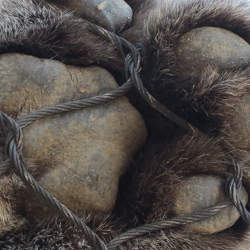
[0,108,235,250]
[17,80,133,128]
[107,202,231,249]
[125,54,199,134]
[86,21,250,248]
[0,80,133,172]
[226,160,250,223]
[0,112,108,250]
[0,17,248,250]
[85,21,197,134]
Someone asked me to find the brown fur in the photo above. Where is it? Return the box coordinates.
[0,0,124,70]
[0,174,25,236]
[123,0,250,132]
[1,0,250,249]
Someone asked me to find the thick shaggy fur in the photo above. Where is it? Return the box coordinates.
[1,0,250,249]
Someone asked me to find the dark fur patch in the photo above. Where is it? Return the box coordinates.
[123,0,250,132]
[0,0,124,70]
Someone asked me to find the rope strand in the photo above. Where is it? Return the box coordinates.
[0,18,248,250]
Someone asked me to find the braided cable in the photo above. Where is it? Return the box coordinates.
[226,161,250,223]
[0,109,235,250]
[107,202,231,249]
[17,80,133,128]
[86,20,250,248]
[85,21,197,133]
[126,54,198,133]
[0,112,108,250]
[0,16,248,250]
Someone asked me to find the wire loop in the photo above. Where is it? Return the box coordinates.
[0,18,249,250]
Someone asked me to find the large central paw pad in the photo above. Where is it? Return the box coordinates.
[0,53,147,216]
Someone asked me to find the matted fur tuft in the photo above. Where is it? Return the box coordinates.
[116,132,229,223]
[123,0,250,133]
[0,0,124,70]
[0,214,120,250]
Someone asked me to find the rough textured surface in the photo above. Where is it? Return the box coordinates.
[48,0,133,33]
[176,27,250,75]
[173,175,248,234]
[0,53,147,214]
[2,0,250,249]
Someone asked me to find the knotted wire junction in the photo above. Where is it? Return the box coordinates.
[0,19,249,250]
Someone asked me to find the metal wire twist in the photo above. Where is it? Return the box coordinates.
[0,81,133,172]
[107,202,231,249]
[86,21,197,134]
[0,112,108,250]
[226,161,250,223]
[17,80,133,128]
[86,20,250,248]
[0,16,249,250]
